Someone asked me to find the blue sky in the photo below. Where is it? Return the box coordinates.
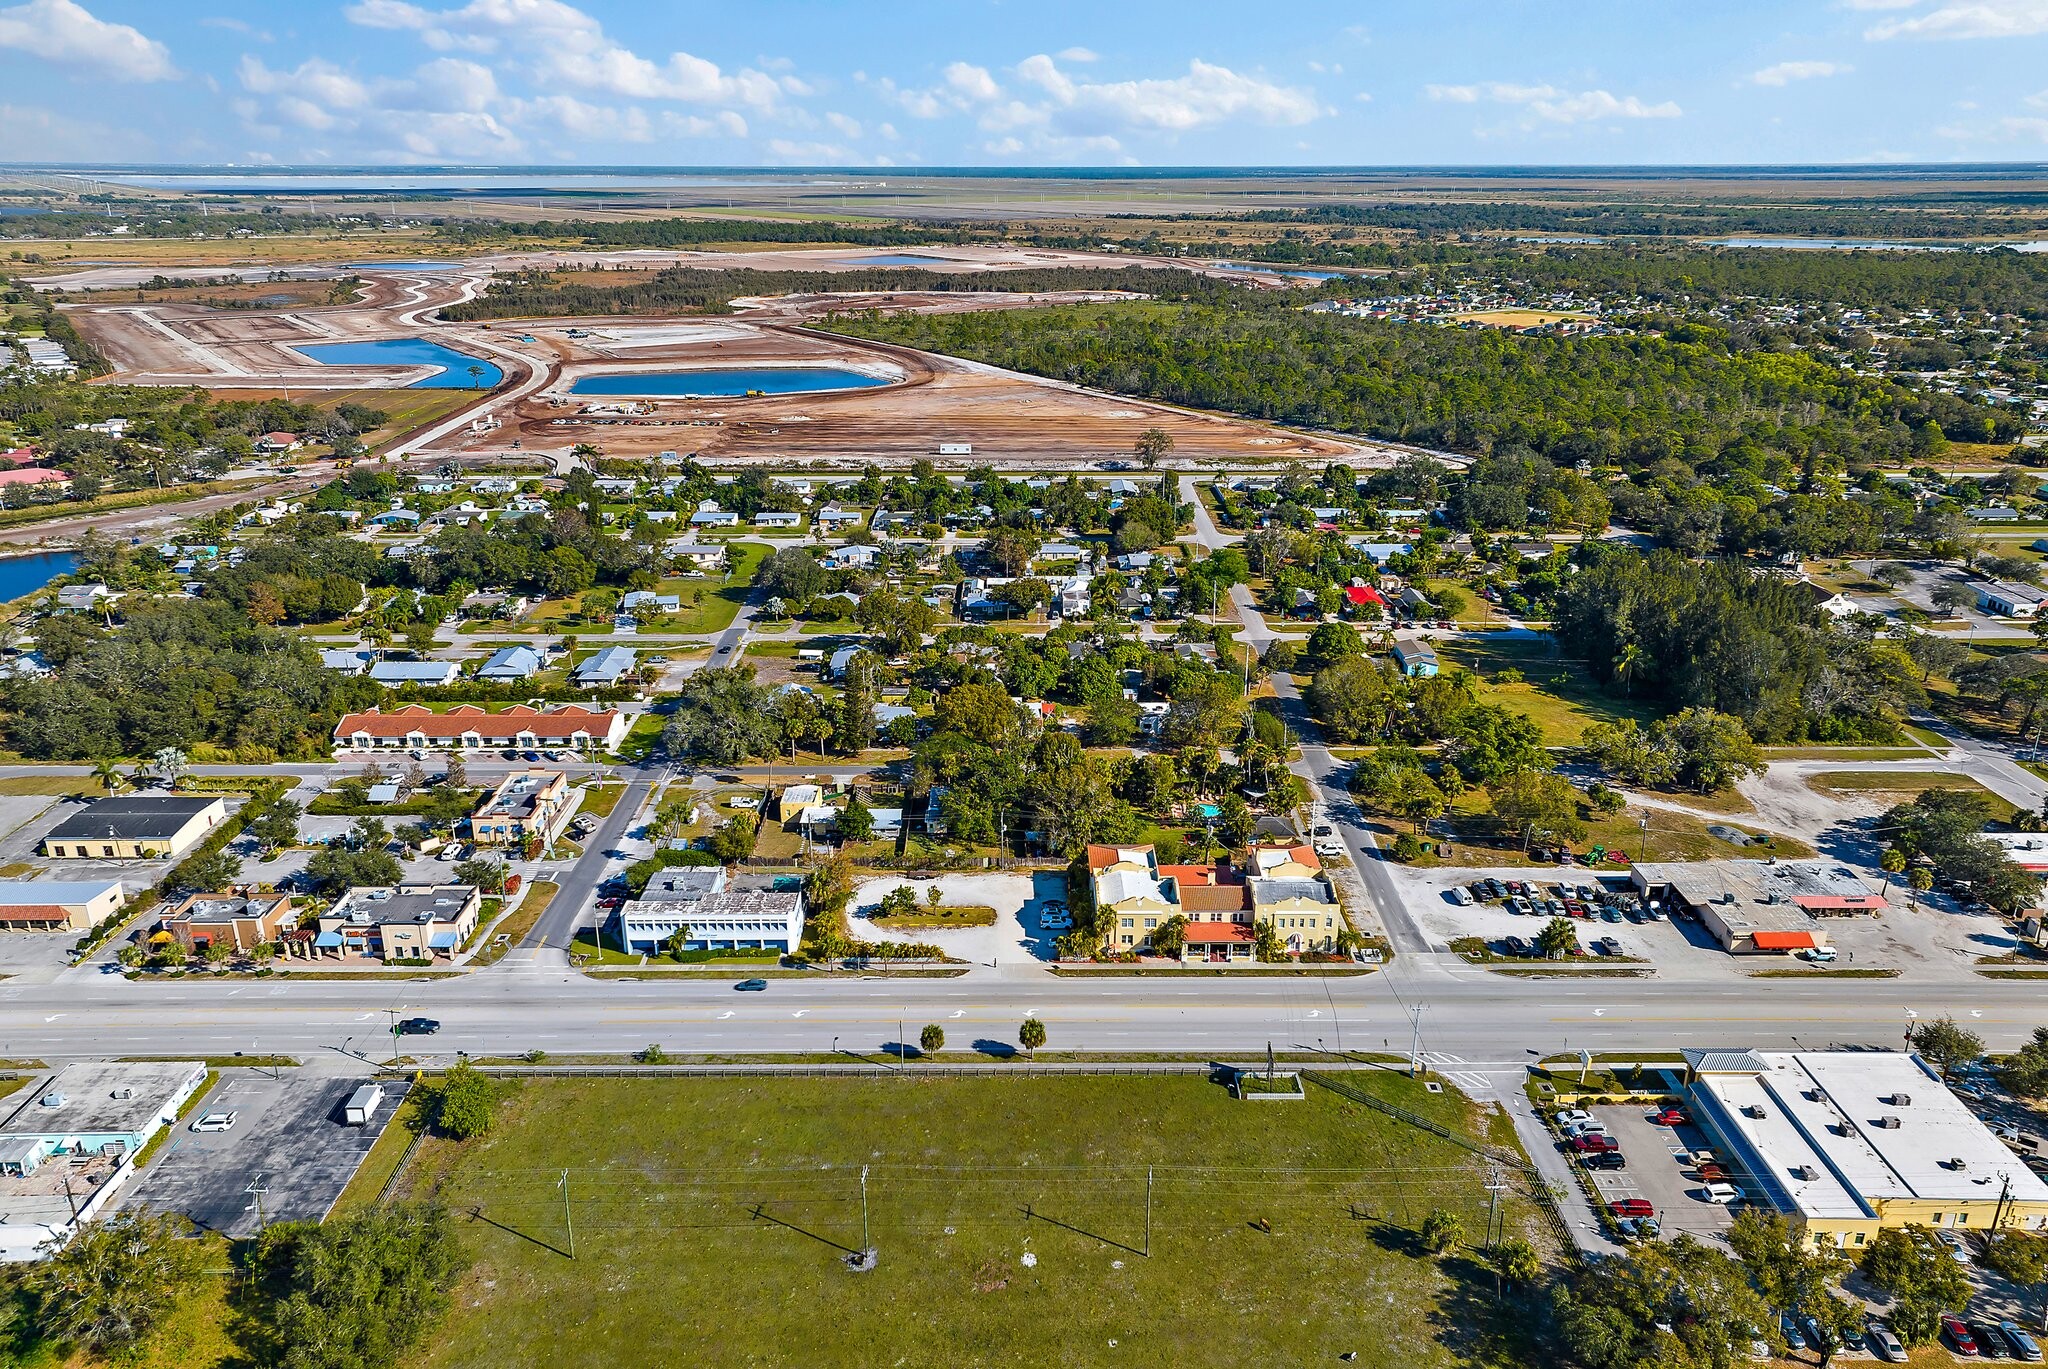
[3,0,2048,167]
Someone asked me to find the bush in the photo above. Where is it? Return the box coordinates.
[428,1062,501,1140]
[1390,832,1423,861]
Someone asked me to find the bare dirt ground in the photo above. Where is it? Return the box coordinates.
[58,251,1359,465]
[441,316,1358,465]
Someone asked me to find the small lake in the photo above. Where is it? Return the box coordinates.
[569,368,890,398]
[295,338,502,389]
[0,550,79,602]
[843,254,958,267]
[1211,260,1344,281]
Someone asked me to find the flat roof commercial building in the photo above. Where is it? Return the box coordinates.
[41,796,227,861]
[314,883,482,961]
[613,869,806,956]
[465,769,574,849]
[0,1061,207,1261]
[1632,860,1882,954]
[0,880,124,932]
[1682,1049,2048,1248]
[157,892,294,955]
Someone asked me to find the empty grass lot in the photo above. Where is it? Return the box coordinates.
[399,1075,1544,1369]
[1434,634,1658,747]
[1805,770,2020,822]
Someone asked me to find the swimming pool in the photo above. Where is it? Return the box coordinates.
[295,338,503,389]
[569,368,891,398]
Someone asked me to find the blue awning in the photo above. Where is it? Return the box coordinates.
[314,931,343,947]
[428,931,459,949]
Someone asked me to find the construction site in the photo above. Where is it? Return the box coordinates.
[55,249,1372,467]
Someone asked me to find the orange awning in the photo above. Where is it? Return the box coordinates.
[1751,931,1817,951]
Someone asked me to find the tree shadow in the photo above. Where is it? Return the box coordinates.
[971,1039,1017,1059]
[1363,1218,1428,1259]
[1425,1250,1549,1369]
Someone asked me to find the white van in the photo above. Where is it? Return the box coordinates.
[1703,1183,1740,1204]
[1800,945,1838,963]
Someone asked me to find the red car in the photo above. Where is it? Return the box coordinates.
[1696,1163,1729,1183]
[1570,1133,1619,1154]
[1943,1315,1980,1356]
[1609,1198,1655,1219]
[1652,1108,1690,1126]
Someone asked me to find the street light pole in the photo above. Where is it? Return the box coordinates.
[1409,1003,1428,1079]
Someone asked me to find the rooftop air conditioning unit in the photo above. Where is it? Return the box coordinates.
[1792,1165,1819,1181]
[1743,1104,1767,1119]
[1877,1116,1902,1129]
[38,1093,63,1108]
[109,1088,132,1100]
[1891,1093,1912,1107]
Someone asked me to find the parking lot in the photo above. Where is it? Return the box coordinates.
[1574,1103,1739,1244]
[122,1070,408,1236]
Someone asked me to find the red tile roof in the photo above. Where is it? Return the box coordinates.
[0,905,70,922]
[334,703,621,743]
[1178,884,1251,913]
[1158,863,1225,886]
[1183,922,1254,944]
[0,467,64,487]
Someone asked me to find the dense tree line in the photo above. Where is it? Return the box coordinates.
[1550,546,1920,741]
[444,264,1240,320]
[825,302,2018,469]
[1236,198,2048,242]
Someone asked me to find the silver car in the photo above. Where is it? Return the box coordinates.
[1865,1324,1906,1363]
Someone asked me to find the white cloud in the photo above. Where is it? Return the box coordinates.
[200,16,270,41]
[1864,0,2048,39]
[0,0,174,81]
[0,101,147,157]
[945,61,1001,102]
[765,137,849,161]
[825,110,862,138]
[1752,60,1851,86]
[1013,54,1321,134]
[1426,80,1680,123]
[343,0,790,109]
[1057,46,1099,62]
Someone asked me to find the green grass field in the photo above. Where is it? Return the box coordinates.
[1434,634,1659,747]
[399,1075,1543,1369]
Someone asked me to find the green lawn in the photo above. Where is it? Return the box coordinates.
[1806,771,2021,823]
[1434,634,1659,747]
[400,1075,1543,1369]
[1377,789,1811,869]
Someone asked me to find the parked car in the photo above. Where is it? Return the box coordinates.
[1975,1323,2015,1360]
[1866,1323,1907,1362]
[1701,1183,1740,1204]
[1502,936,1530,958]
[1583,1151,1628,1171]
[2002,1322,2043,1362]
[1609,1198,1654,1218]
[1614,1215,1658,1239]
[190,1111,237,1133]
[1938,1230,1972,1264]
[1695,1163,1730,1183]
[1782,1314,1815,1352]
[1600,906,1624,923]
[1596,937,1623,956]
[1942,1315,1980,1356]
[1652,1108,1690,1126]
[1554,1110,1594,1128]
[729,797,760,810]
[1569,1134,1620,1154]
[1450,886,1475,906]
[1562,1119,1609,1138]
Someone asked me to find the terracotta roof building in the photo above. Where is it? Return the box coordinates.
[332,704,627,753]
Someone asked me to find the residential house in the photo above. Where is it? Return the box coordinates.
[41,797,226,861]
[465,769,575,849]
[1088,845,1182,952]
[369,659,461,688]
[254,432,301,454]
[575,645,638,687]
[824,544,877,570]
[621,590,682,614]
[827,645,864,680]
[313,884,482,961]
[690,502,740,528]
[332,704,628,753]
[815,505,863,530]
[320,649,371,675]
[666,543,727,572]
[1391,641,1439,677]
[755,510,802,529]
[158,892,293,955]
[1115,551,1154,572]
[478,645,545,682]
[53,583,116,613]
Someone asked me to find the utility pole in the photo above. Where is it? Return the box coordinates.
[1408,1003,1428,1079]
[1145,1166,1154,1257]
[561,1169,574,1259]
[860,1164,870,1252]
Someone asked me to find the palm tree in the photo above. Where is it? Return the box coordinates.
[152,747,187,789]
[1615,641,1647,697]
[90,758,125,795]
